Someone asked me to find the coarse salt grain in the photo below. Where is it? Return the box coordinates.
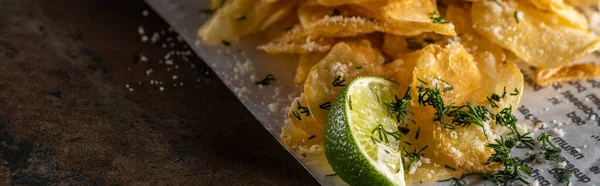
[142,10,149,16]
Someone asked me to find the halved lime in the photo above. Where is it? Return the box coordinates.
[325,77,406,186]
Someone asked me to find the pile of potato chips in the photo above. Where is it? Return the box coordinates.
[199,0,600,183]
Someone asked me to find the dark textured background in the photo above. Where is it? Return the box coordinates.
[0,0,319,185]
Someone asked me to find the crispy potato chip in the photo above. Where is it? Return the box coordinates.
[211,0,224,10]
[382,33,448,59]
[471,0,600,69]
[446,4,506,64]
[258,25,335,54]
[295,53,327,84]
[297,3,424,37]
[535,62,600,86]
[199,0,297,44]
[280,94,324,155]
[385,50,421,94]
[318,0,385,6]
[527,0,589,29]
[304,40,390,135]
[410,43,523,173]
[380,0,457,36]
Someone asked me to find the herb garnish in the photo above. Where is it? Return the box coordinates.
[537,133,562,163]
[384,85,414,126]
[308,135,316,140]
[332,76,346,87]
[485,135,532,185]
[415,126,421,140]
[491,0,502,6]
[319,102,332,110]
[221,40,231,46]
[430,11,450,24]
[292,111,301,120]
[513,11,520,23]
[402,146,428,171]
[510,88,519,96]
[356,66,363,69]
[325,173,337,177]
[332,9,341,16]
[424,38,436,44]
[255,74,276,85]
[556,167,574,184]
[416,78,454,128]
[445,165,457,171]
[448,102,490,138]
[296,100,310,116]
[371,124,402,144]
[406,38,423,50]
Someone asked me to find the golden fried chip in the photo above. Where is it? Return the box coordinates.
[385,50,421,94]
[304,40,390,132]
[535,63,600,86]
[527,0,589,29]
[410,43,523,173]
[211,0,224,10]
[199,0,297,44]
[297,3,423,37]
[471,0,600,69]
[317,0,385,6]
[258,25,335,54]
[380,0,457,36]
[446,4,506,64]
[295,53,327,85]
[382,33,448,59]
[280,94,324,155]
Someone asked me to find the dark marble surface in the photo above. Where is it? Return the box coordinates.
[0,0,318,185]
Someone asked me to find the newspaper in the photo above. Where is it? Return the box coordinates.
[145,0,600,185]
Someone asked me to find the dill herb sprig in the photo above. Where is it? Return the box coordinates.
[402,146,428,172]
[556,167,574,184]
[384,85,414,126]
[296,100,310,116]
[448,102,490,138]
[430,11,450,24]
[416,79,454,128]
[537,133,562,163]
[484,135,532,185]
[255,74,276,85]
[332,76,346,87]
[494,105,535,149]
[371,124,402,144]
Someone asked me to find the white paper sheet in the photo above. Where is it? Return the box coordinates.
[144,0,600,185]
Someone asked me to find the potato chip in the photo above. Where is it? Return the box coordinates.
[295,53,327,85]
[385,50,421,94]
[280,94,324,155]
[535,63,600,86]
[317,0,385,6]
[297,3,425,37]
[304,40,390,134]
[381,0,457,36]
[382,33,448,59]
[211,0,224,10]
[410,43,523,173]
[258,25,335,54]
[446,4,506,64]
[471,0,600,69]
[199,0,297,44]
[527,0,589,29]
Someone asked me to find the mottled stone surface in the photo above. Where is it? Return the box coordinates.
[0,0,318,185]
